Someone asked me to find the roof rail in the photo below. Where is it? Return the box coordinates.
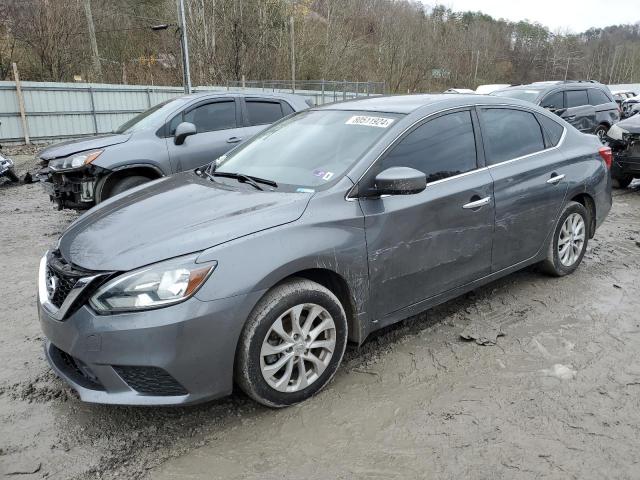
[562,79,600,84]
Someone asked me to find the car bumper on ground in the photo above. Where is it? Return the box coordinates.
[38,266,264,406]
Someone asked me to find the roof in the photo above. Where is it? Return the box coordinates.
[316,93,529,114]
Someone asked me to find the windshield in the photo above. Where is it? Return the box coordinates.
[113,98,184,134]
[215,110,402,189]
[492,88,543,103]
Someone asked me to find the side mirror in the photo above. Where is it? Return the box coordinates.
[174,122,197,145]
[374,167,426,195]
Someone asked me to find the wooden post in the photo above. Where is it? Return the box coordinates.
[12,63,30,145]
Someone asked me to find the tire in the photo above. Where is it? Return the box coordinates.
[541,201,589,277]
[103,175,151,201]
[5,169,19,182]
[594,124,608,143]
[235,278,348,408]
[612,175,633,189]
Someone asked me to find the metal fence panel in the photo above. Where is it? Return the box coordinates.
[0,80,384,144]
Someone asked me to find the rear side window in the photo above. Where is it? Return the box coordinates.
[566,90,588,108]
[541,91,564,109]
[536,114,564,147]
[184,101,237,133]
[588,89,612,106]
[381,110,477,183]
[246,100,284,126]
[480,108,545,164]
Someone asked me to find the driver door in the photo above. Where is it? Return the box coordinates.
[166,98,245,173]
[359,109,494,319]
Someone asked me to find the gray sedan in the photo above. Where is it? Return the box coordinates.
[38,94,612,407]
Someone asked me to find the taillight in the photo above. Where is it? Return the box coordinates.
[598,146,612,169]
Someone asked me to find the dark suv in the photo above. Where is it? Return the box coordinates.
[492,80,620,141]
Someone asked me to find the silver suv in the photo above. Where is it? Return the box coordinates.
[36,92,310,209]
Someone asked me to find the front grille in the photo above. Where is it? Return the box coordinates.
[45,250,95,311]
[49,344,104,391]
[46,267,77,308]
[113,366,188,396]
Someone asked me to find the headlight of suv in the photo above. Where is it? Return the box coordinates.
[90,255,216,313]
[606,124,628,141]
[49,149,103,171]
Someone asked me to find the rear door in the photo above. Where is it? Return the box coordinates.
[239,97,294,139]
[360,109,494,319]
[478,107,568,272]
[562,89,596,132]
[587,88,620,129]
[166,97,245,172]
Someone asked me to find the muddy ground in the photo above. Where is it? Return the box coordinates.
[1,150,640,479]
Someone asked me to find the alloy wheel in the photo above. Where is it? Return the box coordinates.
[558,213,586,267]
[260,303,336,393]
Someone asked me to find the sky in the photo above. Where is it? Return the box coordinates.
[428,0,640,33]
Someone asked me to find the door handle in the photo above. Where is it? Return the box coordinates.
[546,174,565,185]
[565,115,576,120]
[226,136,242,143]
[462,196,491,209]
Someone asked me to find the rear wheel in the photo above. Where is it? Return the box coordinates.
[103,175,151,201]
[594,124,609,143]
[612,175,633,189]
[541,201,589,277]
[235,278,348,408]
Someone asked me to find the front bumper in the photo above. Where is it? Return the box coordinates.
[611,141,640,179]
[37,163,101,210]
[38,258,264,406]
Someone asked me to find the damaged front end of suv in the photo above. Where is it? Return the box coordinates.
[37,149,105,209]
[606,116,640,189]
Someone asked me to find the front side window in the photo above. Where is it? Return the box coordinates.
[565,90,589,108]
[480,108,545,165]
[541,91,564,110]
[588,89,612,106]
[216,110,402,189]
[380,110,477,183]
[184,101,237,133]
[246,100,285,126]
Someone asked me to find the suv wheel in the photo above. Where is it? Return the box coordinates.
[235,278,348,408]
[103,175,151,201]
[594,124,608,143]
[612,175,633,189]
[541,201,589,277]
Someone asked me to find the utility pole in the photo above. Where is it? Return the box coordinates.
[564,57,570,81]
[83,0,102,82]
[177,0,192,93]
[290,14,296,93]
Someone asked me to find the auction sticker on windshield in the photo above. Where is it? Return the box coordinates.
[345,116,395,128]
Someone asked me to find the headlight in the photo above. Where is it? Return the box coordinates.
[606,124,628,141]
[49,149,103,171]
[90,255,216,313]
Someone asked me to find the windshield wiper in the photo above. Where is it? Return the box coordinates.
[212,172,264,191]
[197,165,277,190]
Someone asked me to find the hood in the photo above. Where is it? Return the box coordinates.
[617,115,640,135]
[38,134,131,161]
[59,172,312,271]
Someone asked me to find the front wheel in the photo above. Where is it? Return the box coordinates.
[102,175,151,202]
[541,201,589,277]
[594,124,609,143]
[235,278,348,408]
